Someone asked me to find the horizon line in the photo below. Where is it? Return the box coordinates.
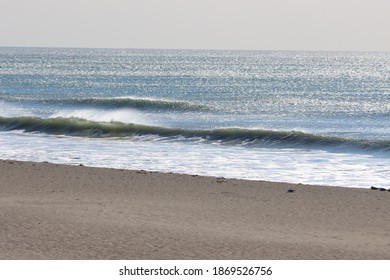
[1,45,389,54]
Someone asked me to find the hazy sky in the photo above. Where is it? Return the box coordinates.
[1,0,389,51]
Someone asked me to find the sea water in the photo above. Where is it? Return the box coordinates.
[1,47,389,188]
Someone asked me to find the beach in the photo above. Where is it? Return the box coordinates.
[0,159,389,260]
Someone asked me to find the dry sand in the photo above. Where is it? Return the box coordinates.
[0,159,389,259]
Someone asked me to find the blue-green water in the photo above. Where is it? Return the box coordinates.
[1,47,390,188]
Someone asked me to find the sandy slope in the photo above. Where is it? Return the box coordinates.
[0,160,389,259]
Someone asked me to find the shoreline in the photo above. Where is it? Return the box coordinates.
[1,159,389,259]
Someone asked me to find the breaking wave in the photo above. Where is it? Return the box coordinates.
[1,115,389,152]
[0,95,210,112]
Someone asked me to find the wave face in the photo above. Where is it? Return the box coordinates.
[1,116,389,152]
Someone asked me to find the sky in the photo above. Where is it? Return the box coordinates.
[0,0,389,51]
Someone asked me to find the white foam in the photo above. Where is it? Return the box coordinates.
[50,108,152,125]
[0,101,35,117]
[1,130,389,189]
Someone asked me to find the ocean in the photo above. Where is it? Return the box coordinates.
[1,47,389,188]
